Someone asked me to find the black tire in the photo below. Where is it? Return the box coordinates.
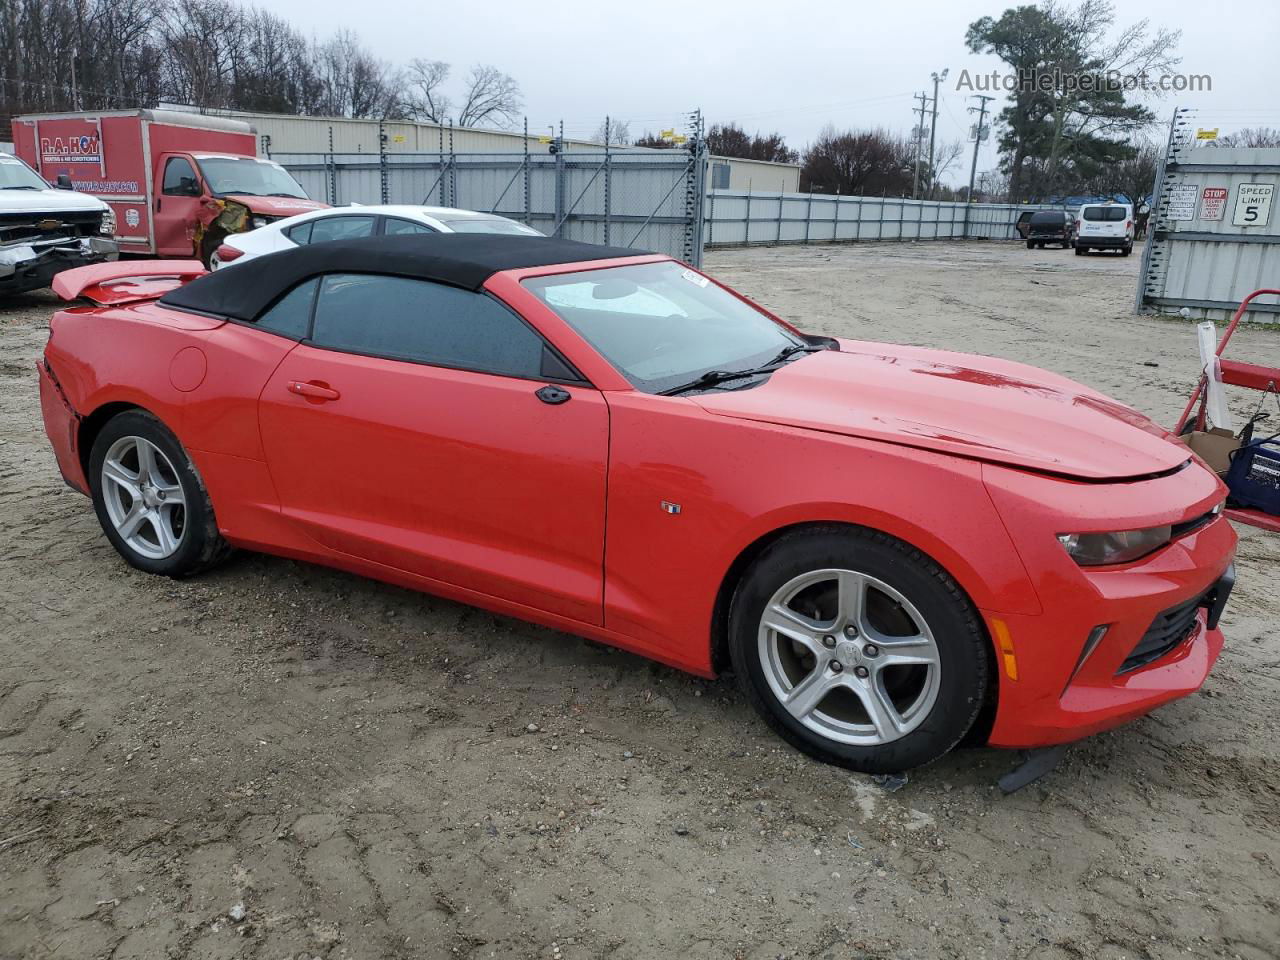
[727,526,991,773]
[1074,245,1085,255]
[88,410,232,577]
[1025,240,1034,250]
[1121,244,1132,257]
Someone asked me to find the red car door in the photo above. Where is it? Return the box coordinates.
[257,273,609,625]
[154,154,205,255]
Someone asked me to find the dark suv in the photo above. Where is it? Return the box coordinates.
[1025,211,1076,249]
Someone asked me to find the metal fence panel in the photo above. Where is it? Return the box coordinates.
[1139,116,1280,323]
[704,190,1051,248]
[275,148,708,266]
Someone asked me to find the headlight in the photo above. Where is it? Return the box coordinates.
[1057,526,1173,566]
[99,208,116,236]
[249,216,270,229]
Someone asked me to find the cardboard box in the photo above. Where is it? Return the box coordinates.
[1177,428,1239,474]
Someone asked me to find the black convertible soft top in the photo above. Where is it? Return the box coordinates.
[160,233,652,321]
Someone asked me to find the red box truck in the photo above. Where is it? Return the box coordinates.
[12,109,327,264]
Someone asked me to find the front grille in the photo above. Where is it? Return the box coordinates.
[1119,593,1205,673]
[0,211,103,246]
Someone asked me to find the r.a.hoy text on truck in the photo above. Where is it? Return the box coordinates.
[12,109,327,265]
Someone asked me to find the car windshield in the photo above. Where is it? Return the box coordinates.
[0,153,51,190]
[1083,206,1127,221]
[1030,212,1065,225]
[196,157,308,199]
[444,217,543,236]
[524,261,806,395]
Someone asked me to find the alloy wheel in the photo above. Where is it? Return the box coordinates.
[757,568,941,746]
[100,435,187,560]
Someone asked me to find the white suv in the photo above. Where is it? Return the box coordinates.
[1074,202,1135,256]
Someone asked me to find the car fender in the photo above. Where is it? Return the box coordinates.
[600,392,1043,674]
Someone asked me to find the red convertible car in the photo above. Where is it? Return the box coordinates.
[39,235,1236,773]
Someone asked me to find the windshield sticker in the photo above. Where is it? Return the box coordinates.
[681,268,709,288]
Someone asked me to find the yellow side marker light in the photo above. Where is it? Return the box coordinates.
[991,618,1018,681]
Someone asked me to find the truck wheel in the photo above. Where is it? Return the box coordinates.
[1025,240,1034,250]
[728,526,991,773]
[1074,245,1085,255]
[1121,243,1133,256]
[88,410,232,578]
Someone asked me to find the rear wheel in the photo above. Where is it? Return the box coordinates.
[1026,240,1034,250]
[728,527,991,773]
[1121,243,1133,256]
[1075,245,1085,255]
[88,410,231,577]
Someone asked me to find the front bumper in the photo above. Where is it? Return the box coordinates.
[981,459,1236,748]
[0,237,118,295]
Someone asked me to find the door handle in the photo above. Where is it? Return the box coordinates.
[288,380,341,402]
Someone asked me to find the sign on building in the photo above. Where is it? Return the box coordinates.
[1199,187,1228,221]
[1233,183,1274,227]
[1166,182,1199,220]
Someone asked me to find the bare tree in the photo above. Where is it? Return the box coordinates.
[928,139,965,193]
[801,126,915,195]
[1217,127,1280,148]
[161,0,243,110]
[593,117,632,146]
[706,122,799,163]
[313,30,401,118]
[404,59,450,123]
[455,65,522,128]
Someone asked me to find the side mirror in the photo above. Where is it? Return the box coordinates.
[55,173,73,190]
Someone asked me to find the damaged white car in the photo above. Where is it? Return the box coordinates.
[1,151,118,295]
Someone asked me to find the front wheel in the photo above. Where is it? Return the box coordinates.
[728,527,991,773]
[88,410,231,577]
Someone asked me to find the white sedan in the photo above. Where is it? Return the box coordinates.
[211,204,543,269]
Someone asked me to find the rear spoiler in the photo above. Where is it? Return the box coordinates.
[52,260,207,305]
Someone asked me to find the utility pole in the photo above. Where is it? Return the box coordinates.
[911,92,929,200]
[926,69,948,199]
[962,94,994,238]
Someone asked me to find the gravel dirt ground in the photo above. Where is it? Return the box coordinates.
[1,241,1278,960]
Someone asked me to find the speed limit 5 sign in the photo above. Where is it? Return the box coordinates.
[1232,183,1274,227]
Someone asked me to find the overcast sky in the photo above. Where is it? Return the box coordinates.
[261,0,1279,185]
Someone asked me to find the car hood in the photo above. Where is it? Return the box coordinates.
[223,195,328,217]
[0,188,107,214]
[690,340,1189,480]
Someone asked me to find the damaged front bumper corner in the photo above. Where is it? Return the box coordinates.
[0,236,119,295]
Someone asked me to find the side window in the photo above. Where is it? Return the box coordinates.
[285,221,314,245]
[308,215,376,244]
[255,278,318,340]
[383,218,437,236]
[162,157,200,196]
[311,274,548,379]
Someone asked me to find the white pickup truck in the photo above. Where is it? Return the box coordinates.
[1,150,118,295]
